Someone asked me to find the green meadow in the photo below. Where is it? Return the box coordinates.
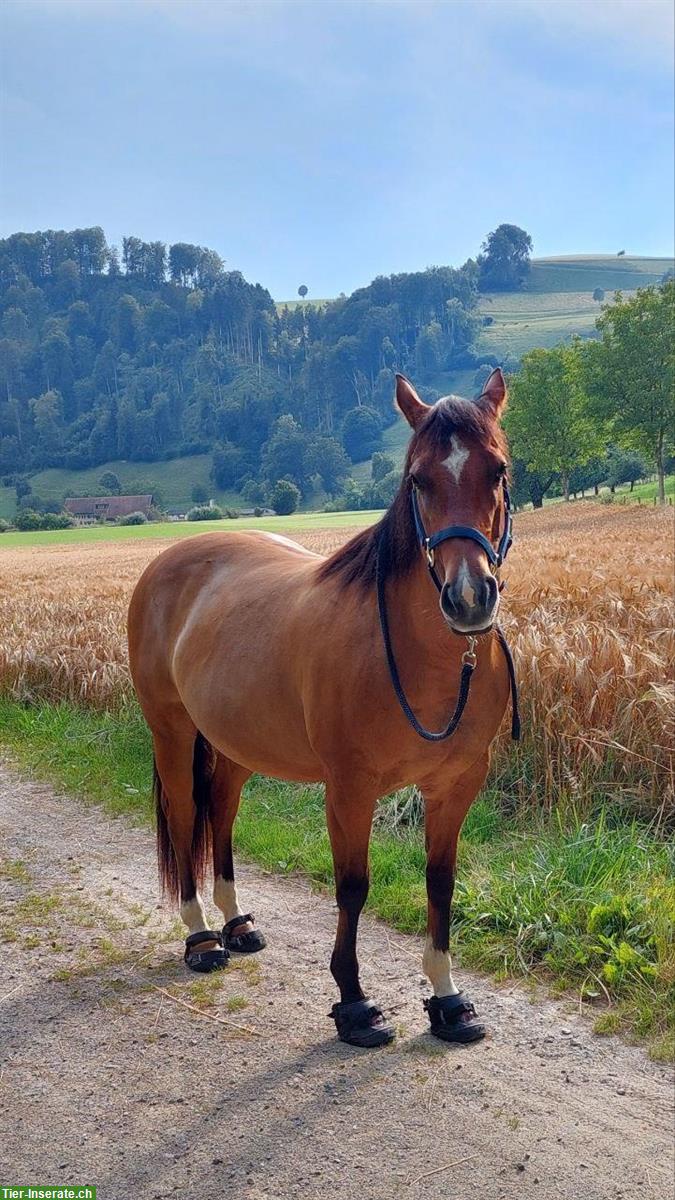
[0,507,380,548]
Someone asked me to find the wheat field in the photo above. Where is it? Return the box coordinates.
[1,504,672,816]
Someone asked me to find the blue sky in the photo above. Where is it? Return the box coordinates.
[1,0,673,298]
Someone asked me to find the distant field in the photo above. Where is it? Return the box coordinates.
[276,298,330,311]
[477,256,672,358]
[0,507,380,549]
[477,289,605,356]
[526,254,671,294]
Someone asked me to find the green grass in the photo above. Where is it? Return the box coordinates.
[1,697,671,1058]
[613,476,675,503]
[0,507,381,548]
[477,290,604,356]
[526,255,672,294]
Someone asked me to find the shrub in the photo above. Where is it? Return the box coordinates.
[0,519,9,533]
[369,469,400,508]
[14,509,73,531]
[371,451,395,483]
[118,511,148,526]
[341,407,382,463]
[269,479,300,515]
[241,479,267,505]
[187,504,223,521]
[99,471,121,494]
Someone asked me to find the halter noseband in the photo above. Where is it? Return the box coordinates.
[410,477,513,594]
[375,476,520,743]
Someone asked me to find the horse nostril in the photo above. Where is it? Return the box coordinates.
[482,573,498,611]
[441,583,460,619]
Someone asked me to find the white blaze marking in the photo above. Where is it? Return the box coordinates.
[423,935,460,998]
[442,437,470,484]
[457,557,476,606]
[180,894,209,934]
[213,876,242,923]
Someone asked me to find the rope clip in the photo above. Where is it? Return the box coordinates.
[461,636,477,669]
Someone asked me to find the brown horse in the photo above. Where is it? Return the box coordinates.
[127,369,515,1048]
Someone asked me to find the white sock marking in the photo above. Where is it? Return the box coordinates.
[442,437,470,484]
[423,935,460,997]
[180,894,209,935]
[213,876,243,924]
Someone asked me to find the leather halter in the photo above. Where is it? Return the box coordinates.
[375,478,520,743]
[411,477,513,593]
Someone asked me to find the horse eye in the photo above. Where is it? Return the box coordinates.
[495,463,507,482]
[409,472,423,490]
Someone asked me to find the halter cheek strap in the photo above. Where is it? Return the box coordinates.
[411,480,513,593]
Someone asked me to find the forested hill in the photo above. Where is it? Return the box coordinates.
[0,226,483,499]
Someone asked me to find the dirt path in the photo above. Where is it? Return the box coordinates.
[0,762,672,1200]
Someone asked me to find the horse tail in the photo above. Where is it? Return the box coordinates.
[154,731,216,902]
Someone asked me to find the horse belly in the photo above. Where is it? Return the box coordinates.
[172,606,323,784]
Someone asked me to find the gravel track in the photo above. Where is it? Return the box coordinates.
[0,762,672,1200]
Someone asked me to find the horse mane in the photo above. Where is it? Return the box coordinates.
[318,394,505,591]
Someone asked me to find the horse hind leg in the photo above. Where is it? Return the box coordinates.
[210,755,266,954]
[153,723,228,972]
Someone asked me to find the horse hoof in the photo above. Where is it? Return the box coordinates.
[424,992,486,1044]
[329,998,395,1048]
[222,913,267,954]
[184,930,230,973]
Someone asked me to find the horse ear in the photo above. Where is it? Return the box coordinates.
[478,368,507,420]
[395,374,427,429]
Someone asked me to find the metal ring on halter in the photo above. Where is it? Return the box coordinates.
[461,636,477,669]
[425,540,435,568]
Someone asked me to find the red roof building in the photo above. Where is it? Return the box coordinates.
[64,494,154,523]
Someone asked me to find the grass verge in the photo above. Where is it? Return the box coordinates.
[0,697,672,1060]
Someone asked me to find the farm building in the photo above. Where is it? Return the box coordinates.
[64,494,154,524]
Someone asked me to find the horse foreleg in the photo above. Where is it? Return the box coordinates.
[421,755,490,1042]
[325,781,394,1047]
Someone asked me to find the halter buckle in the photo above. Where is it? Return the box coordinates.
[425,539,435,568]
[461,636,477,669]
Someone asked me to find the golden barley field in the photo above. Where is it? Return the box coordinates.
[1,503,673,816]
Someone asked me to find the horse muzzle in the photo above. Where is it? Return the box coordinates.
[440,571,499,634]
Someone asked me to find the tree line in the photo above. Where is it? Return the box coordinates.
[1,224,527,504]
[507,281,674,507]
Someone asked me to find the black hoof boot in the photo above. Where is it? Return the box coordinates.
[329,998,395,1048]
[222,913,267,954]
[424,992,486,1043]
[184,929,230,973]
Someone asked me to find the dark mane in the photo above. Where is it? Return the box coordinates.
[318,394,506,591]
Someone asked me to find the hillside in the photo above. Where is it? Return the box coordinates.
[0,235,670,519]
